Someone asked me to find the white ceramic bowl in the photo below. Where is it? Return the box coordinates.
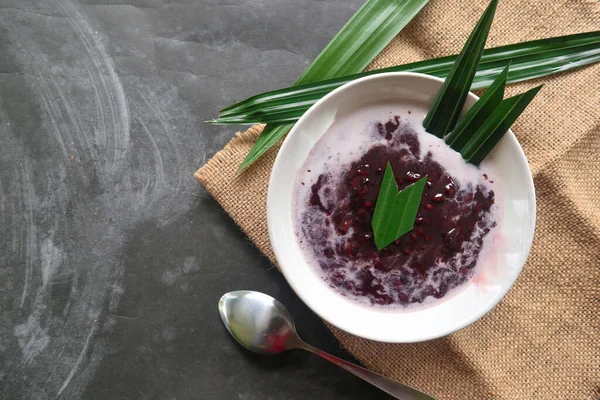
[267,72,536,343]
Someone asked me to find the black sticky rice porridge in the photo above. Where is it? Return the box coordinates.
[293,102,501,309]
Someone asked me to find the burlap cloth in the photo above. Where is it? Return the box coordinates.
[196,0,600,398]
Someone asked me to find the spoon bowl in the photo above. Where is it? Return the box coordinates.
[218,290,300,355]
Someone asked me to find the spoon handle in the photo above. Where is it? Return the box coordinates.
[300,343,435,400]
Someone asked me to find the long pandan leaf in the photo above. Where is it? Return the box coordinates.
[213,31,600,125]
[237,0,431,172]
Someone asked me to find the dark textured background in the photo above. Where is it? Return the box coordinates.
[0,0,392,398]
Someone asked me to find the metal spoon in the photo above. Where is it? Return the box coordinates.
[218,290,435,400]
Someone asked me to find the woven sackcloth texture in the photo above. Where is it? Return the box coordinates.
[195,0,600,398]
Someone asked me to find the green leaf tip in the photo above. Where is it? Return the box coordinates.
[236,123,292,173]
[423,0,498,138]
[461,84,543,165]
[445,64,510,152]
[371,163,427,251]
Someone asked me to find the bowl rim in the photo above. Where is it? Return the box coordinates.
[267,71,536,343]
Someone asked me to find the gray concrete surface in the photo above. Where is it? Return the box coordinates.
[0,0,393,398]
